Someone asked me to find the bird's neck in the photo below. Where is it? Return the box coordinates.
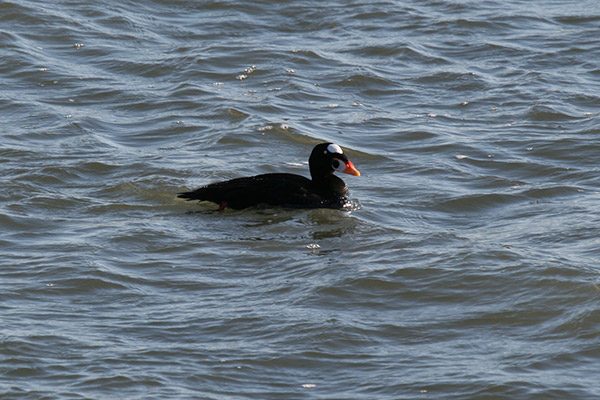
[310,171,335,182]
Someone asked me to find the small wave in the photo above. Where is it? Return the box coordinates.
[526,104,582,121]
[436,192,524,213]
[522,185,582,200]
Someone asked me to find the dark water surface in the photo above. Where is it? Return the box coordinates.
[2,0,600,398]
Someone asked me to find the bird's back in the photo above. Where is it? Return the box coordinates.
[178,173,328,209]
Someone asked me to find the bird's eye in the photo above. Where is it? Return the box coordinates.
[332,159,345,172]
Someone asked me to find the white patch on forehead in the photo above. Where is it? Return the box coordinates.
[327,143,343,154]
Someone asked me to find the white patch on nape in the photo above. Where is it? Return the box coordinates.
[327,143,343,154]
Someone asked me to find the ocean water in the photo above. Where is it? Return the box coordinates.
[1,0,600,398]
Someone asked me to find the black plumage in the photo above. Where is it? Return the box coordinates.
[178,142,360,210]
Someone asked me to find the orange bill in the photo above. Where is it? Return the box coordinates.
[343,161,360,176]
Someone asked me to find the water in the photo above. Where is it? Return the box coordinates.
[2,0,600,398]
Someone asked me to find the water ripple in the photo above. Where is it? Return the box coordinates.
[2,0,600,398]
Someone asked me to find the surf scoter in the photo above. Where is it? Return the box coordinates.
[178,142,360,210]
